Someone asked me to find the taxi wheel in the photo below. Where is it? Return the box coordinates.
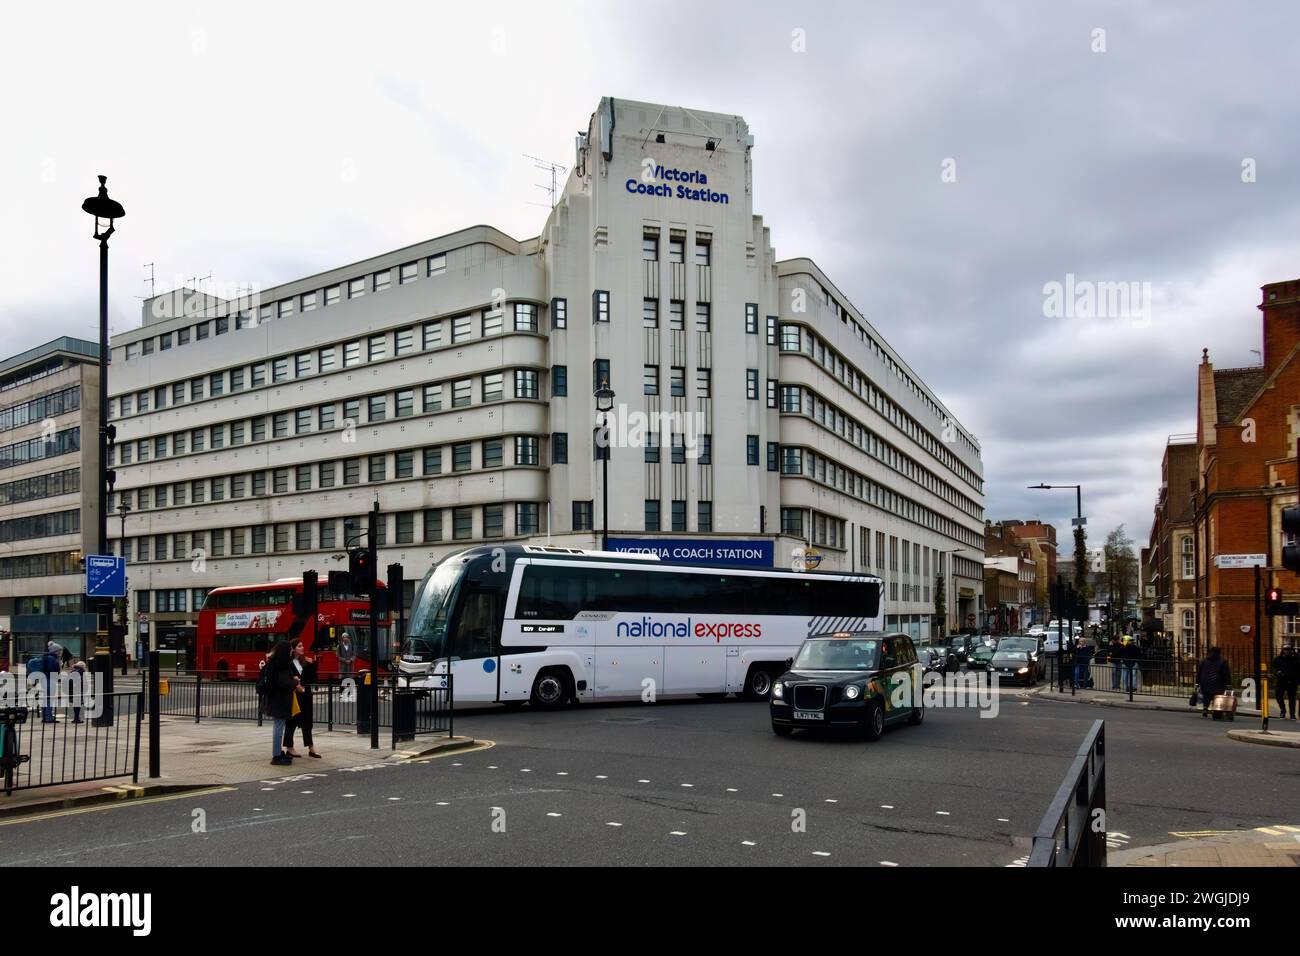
[908,703,924,726]
[772,723,793,736]
[864,701,886,742]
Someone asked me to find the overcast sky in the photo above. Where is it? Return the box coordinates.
[4,0,1297,551]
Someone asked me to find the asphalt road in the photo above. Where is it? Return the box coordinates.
[3,690,1296,866]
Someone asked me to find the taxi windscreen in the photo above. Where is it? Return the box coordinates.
[793,638,881,671]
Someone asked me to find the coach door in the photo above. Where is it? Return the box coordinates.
[448,583,504,703]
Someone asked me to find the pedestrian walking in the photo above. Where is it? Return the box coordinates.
[1195,646,1232,718]
[1271,643,1300,720]
[64,653,87,724]
[27,642,63,722]
[283,639,321,759]
[1119,636,1140,693]
[1073,638,1094,688]
[260,641,300,766]
[337,630,356,679]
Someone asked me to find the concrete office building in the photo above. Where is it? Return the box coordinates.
[0,337,102,663]
[105,97,984,645]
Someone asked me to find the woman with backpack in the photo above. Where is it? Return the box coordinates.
[260,641,300,766]
[282,639,321,759]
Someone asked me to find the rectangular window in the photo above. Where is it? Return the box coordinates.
[301,291,318,312]
[422,320,442,350]
[399,261,418,285]
[230,529,244,556]
[746,369,759,400]
[423,447,442,475]
[423,510,443,543]
[251,363,266,387]
[295,352,312,377]
[515,435,539,466]
[516,503,540,536]
[372,269,390,292]
[745,303,759,334]
[643,298,659,328]
[514,370,538,399]
[367,334,386,362]
[155,485,168,507]
[173,482,187,505]
[694,238,711,266]
[643,365,659,396]
[210,425,224,449]
[593,290,610,324]
[252,527,267,554]
[368,455,386,482]
[669,300,684,330]
[453,443,472,472]
[695,302,711,331]
[320,521,336,550]
[550,432,567,465]
[296,522,312,550]
[252,417,267,441]
[230,421,245,446]
[195,323,209,341]
[295,409,311,434]
[671,434,686,464]
[395,388,414,418]
[395,450,414,479]
[344,341,361,367]
[644,432,660,463]
[766,315,779,346]
[295,465,311,492]
[171,382,185,405]
[344,460,360,485]
[698,433,711,465]
[780,385,802,413]
[698,501,713,533]
[422,384,442,413]
[278,299,294,319]
[645,500,661,532]
[269,357,287,383]
[452,315,472,342]
[209,373,224,397]
[191,479,205,503]
[514,303,538,332]
[273,469,288,494]
[642,233,659,261]
[782,447,802,474]
[670,366,685,397]
[593,359,610,392]
[696,368,711,397]
[780,324,801,351]
[573,500,593,531]
[453,507,473,541]
[210,532,224,557]
[368,395,386,422]
[552,365,567,397]
[272,413,289,438]
[395,512,415,544]
[483,439,504,469]
[394,327,415,355]
[483,309,504,337]
[483,373,504,403]
[428,254,447,276]
[551,297,567,329]
[318,462,336,488]
[747,435,760,466]
[767,379,778,409]
[452,379,472,408]
[781,508,803,536]
[668,238,685,263]
[228,368,245,393]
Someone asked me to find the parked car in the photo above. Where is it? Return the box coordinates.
[990,650,1036,685]
[771,631,925,741]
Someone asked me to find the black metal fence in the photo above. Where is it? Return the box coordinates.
[1029,718,1106,867]
[2,691,143,795]
[1045,651,1256,702]
[128,671,453,746]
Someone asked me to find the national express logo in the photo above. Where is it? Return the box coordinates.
[615,617,761,641]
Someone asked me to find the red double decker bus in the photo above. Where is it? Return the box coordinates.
[196,577,391,679]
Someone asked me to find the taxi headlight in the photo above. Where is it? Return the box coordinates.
[773,682,784,699]
[844,684,862,700]
[1017,667,1029,674]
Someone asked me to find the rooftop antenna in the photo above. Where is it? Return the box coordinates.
[523,153,566,208]
[138,262,155,300]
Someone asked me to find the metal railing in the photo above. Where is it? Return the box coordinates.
[1046,652,1253,702]
[3,691,143,795]
[1028,719,1106,867]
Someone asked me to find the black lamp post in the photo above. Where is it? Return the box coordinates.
[1029,483,1085,691]
[594,380,616,551]
[83,175,125,717]
[117,500,131,674]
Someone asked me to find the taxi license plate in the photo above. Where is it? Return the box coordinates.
[793,710,823,720]
[405,655,422,662]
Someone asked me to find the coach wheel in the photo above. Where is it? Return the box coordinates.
[744,666,776,701]
[530,669,568,710]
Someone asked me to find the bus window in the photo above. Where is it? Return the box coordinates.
[454,588,499,660]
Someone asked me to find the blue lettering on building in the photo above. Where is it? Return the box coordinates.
[625,164,728,205]
[607,538,774,568]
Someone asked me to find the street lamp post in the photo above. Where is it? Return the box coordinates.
[117,500,131,675]
[594,380,616,551]
[83,175,125,715]
[1030,483,1085,692]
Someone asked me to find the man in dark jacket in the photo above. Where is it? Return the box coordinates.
[1271,644,1299,720]
[1196,646,1231,718]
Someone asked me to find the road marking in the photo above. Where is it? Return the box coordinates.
[726,788,738,792]
[596,775,608,779]
[606,821,622,827]
[824,799,838,804]
[261,788,275,792]
[670,831,686,836]
[880,861,898,867]
[1007,855,1029,867]
[557,772,569,776]
[521,769,532,773]
[436,801,449,806]
[638,779,650,784]
[343,794,356,798]
[741,840,757,846]
[0,786,238,826]
[253,808,263,811]
[488,765,499,770]
[547,812,562,817]
[387,797,401,801]
[881,805,894,809]
[409,741,496,764]
[300,791,314,795]
[451,763,462,766]
[681,783,694,788]
[771,793,784,798]
[812,851,831,857]
[998,818,1010,823]
[936,811,950,816]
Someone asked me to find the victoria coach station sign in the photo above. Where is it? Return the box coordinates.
[625,163,730,204]
[607,538,774,568]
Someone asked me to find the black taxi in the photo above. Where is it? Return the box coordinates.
[769,631,924,741]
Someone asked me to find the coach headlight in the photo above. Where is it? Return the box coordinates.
[844,684,862,701]
[773,682,784,699]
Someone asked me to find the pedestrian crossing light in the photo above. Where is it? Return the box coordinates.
[348,548,373,594]
[1265,587,1284,616]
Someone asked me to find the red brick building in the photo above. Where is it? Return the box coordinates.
[1191,278,1300,661]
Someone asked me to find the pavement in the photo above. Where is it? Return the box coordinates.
[1,710,476,818]
[2,688,1297,866]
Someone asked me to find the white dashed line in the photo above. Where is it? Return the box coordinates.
[771,793,784,798]
[451,763,462,767]
[880,861,898,867]
[638,779,650,784]
[521,768,532,773]
[436,801,449,806]
[881,805,894,809]
[261,787,275,792]
[726,788,738,792]
[936,811,950,816]
[681,783,694,788]
[300,791,314,795]
[606,822,623,827]
[825,799,838,804]
[487,765,499,770]
[253,808,262,812]
[387,797,402,801]
[812,851,831,857]
[342,794,356,799]
[997,818,1010,823]
[547,812,563,817]
[670,831,687,836]
[741,840,757,846]
[557,772,569,776]
[596,775,608,779]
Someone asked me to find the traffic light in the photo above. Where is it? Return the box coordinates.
[328,569,351,596]
[349,548,373,594]
[295,570,319,618]
[1283,506,1300,573]
[1266,587,1284,616]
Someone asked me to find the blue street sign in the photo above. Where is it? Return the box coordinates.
[86,554,126,598]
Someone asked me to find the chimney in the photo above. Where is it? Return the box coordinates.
[1259,278,1300,375]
